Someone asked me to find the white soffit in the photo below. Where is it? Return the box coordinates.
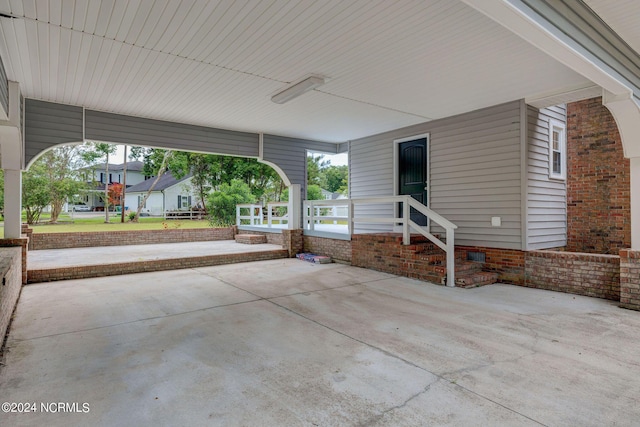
[584,0,640,56]
[0,0,592,142]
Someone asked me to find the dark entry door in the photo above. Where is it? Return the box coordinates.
[399,138,428,226]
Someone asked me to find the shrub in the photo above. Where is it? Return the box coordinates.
[207,180,256,225]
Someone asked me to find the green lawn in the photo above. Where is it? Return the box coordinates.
[2,213,216,236]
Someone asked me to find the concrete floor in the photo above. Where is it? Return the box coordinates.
[1,259,640,426]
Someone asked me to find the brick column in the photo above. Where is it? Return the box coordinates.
[21,223,33,249]
[620,249,640,311]
[0,237,29,284]
[282,229,303,258]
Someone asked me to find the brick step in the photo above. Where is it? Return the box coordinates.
[454,271,499,289]
[27,249,289,283]
[235,234,267,244]
[431,260,482,275]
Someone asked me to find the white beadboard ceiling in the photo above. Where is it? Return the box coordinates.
[0,0,602,143]
[585,0,640,57]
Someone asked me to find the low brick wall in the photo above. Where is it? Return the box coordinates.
[620,249,640,310]
[28,249,289,283]
[0,238,29,284]
[0,247,22,345]
[456,246,525,285]
[237,229,284,246]
[303,236,352,263]
[30,227,235,250]
[525,250,620,300]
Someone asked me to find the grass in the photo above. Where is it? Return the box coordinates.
[2,213,216,237]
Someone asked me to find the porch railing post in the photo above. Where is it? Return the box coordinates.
[402,197,410,245]
[446,227,455,287]
[288,184,301,229]
[348,200,353,236]
[309,201,315,231]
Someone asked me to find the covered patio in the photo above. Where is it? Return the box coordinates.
[2,259,639,425]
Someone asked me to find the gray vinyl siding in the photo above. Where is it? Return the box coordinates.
[0,54,7,117]
[85,110,259,158]
[351,100,523,249]
[526,104,567,249]
[262,134,338,187]
[24,99,84,165]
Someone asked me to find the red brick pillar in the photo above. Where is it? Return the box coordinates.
[282,229,303,258]
[620,249,640,310]
[21,224,33,250]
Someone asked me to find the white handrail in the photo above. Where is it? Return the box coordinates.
[236,204,263,226]
[304,196,457,287]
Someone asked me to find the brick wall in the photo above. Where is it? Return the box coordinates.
[0,247,22,347]
[455,246,525,285]
[30,227,235,250]
[525,250,620,300]
[351,233,444,283]
[303,236,352,263]
[0,238,29,284]
[566,97,631,253]
[237,229,284,246]
[620,249,640,310]
[28,249,288,283]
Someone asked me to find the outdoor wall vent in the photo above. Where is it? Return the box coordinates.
[467,252,486,263]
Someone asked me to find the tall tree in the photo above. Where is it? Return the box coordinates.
[322,165,349,194]
[307,154,329,187]
[82,143,117,223]
[22,162,52,224]
[131,148,173,222]
[40,146,85,223]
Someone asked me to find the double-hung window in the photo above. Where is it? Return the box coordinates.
[549,119,566,180]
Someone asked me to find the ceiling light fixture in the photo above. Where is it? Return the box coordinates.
[271,75,325,104]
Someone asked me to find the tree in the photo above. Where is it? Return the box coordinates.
[307,154,329,186]
[207,179,255,225]
[22,162,51,224]
[108,183,123,207]
[82,142,117,223]
[132,148,173,222]
[40,146,85,223]
[322,165,348,194]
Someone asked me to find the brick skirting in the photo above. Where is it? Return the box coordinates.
[28,249,289,283]
[620,249,640,310]
[303,236,352,263]
[29,227,235,250]
[525,250,620,301]
[455,246,525,285]
[0,247,22,347]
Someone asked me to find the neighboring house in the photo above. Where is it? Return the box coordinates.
[125,173,197,216]
[320,189,346,200]
[77,161,148,210]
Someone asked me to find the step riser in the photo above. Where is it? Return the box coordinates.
[27,250,289,283]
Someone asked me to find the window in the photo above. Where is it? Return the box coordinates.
[137,196,146,209]
[549,119,566,180]
[178,195,191,210]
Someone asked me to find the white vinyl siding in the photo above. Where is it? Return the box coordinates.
[527,105,567,249]
[351,101,523,249]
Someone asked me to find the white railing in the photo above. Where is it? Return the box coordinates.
[236,202,289,228]
[304,199,351,232]
[304,196,458,287]
[236,204,263,226]
[266,202,289,227]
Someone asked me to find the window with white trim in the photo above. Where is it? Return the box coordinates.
[549,119,566,180]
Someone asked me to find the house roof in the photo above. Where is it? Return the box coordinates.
[125,173,192,193]
[86,161,145,172]
[3,1,639,145]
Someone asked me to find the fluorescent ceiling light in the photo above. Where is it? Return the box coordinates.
[271,76,325,104]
